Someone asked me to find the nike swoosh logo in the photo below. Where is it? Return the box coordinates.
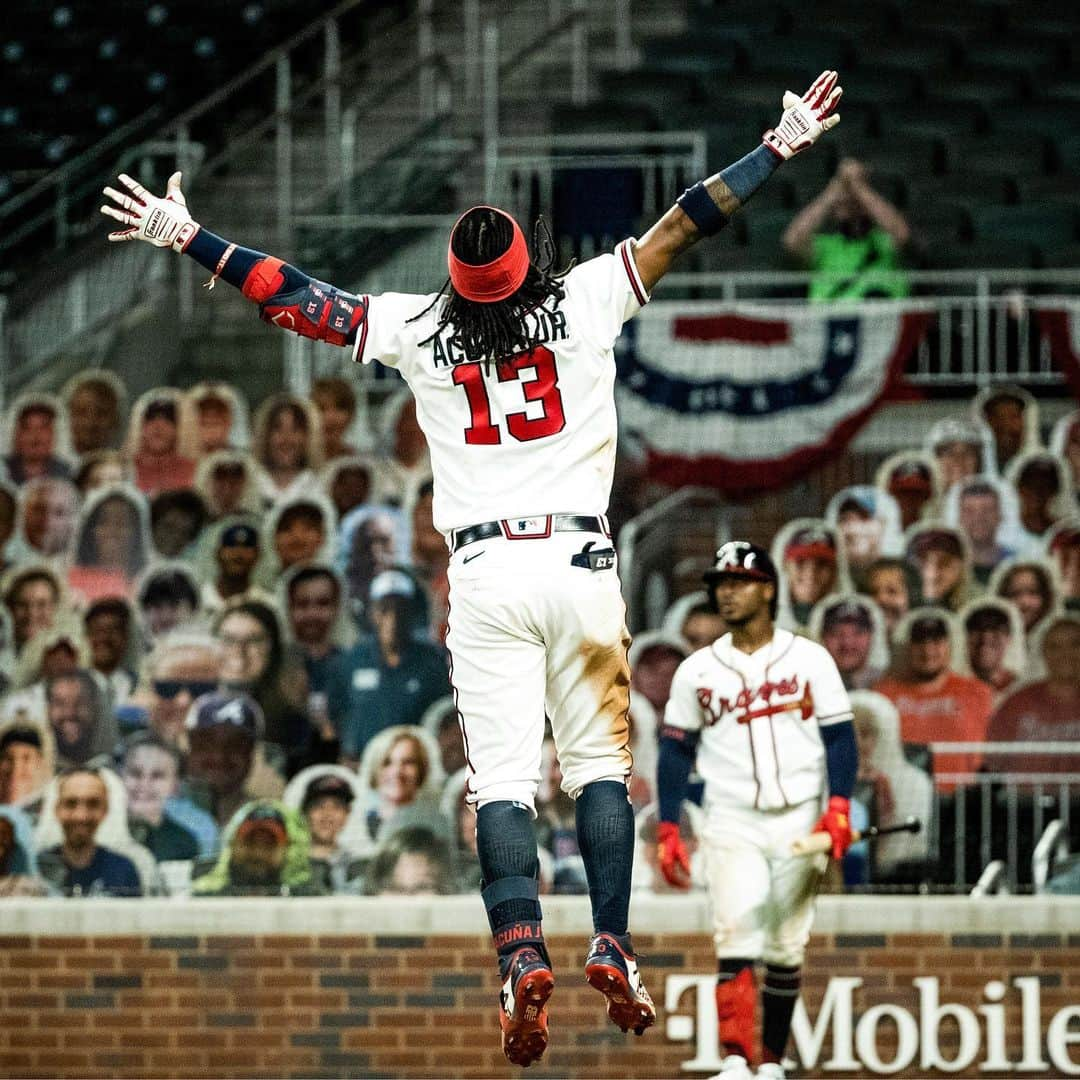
[463,551,485,564]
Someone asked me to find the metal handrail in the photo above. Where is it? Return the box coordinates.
[0,107,165,223]
[0,0,396,253]
[164,0,375,138]
[498,5,582,80]
[659,268,1080,297]
[970,861,1008,897]
[1032,821,1069,894]
[928,743,1080,754]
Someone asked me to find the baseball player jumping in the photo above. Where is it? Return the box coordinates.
[656,542,857,1080]
[101,74,842,1067]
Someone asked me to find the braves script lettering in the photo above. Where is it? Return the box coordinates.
[698,678,814,725]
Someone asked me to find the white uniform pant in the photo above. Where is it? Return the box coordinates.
[702,799,826,968]
[445,526,632,812]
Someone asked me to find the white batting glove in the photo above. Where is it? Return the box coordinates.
[100,171,199,252]
[763,70,842,161]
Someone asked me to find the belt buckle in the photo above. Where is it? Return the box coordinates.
[500,516,552,540]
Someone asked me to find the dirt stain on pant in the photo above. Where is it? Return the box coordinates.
[579,626,633,768]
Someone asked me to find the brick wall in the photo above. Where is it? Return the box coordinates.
[1,923,1079,1078]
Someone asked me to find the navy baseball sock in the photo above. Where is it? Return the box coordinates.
[476,801,550,972]
[762,963,801,1064]
[575,780,634,936]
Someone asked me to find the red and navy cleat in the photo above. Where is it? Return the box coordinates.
[498,946,555,1067]
[584,932,656,1036]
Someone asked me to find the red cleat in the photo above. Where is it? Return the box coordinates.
[498,946,555,1067]
[584,932,656,1036]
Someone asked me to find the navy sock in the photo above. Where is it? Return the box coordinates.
[762,963,801,1063]
[575,780,634,936]
[476,801,549,971]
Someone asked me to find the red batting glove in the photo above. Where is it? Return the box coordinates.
[813,796,853,860]
[657,821,691,889]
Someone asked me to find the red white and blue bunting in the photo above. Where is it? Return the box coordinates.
[615,304,931,496]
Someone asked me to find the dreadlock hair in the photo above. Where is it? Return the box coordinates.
[409,210,572,364]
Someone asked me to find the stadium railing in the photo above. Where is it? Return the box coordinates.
[926,743,1079,893]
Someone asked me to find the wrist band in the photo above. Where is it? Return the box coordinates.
[203,242,236,291]
[676,181,728,236]
[720,144,782,203]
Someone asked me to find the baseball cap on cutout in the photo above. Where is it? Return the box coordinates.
[909,529,963,561]
[964,606,1010,633]
[219,523,258,548]
[822,600,872,632]
[783,527,837,562]
[888,460,933,493]
[928,417,982,452]
[301,774,355,811]
[234,805,287,843]
[368,569,416,603]
[185,691,262,740]
[909,613,950,642]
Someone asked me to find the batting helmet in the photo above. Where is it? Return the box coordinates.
[703,541,778,618]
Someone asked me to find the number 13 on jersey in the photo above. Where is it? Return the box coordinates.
[453,347,566,445]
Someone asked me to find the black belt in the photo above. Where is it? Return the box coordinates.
[452,514,605,552]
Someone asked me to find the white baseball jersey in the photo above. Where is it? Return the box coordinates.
[352,239,649,535]
[665,628,853,811]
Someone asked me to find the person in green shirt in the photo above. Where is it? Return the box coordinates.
[783,158,910,300]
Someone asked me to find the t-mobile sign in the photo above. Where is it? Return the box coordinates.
[666,974,1080,1074]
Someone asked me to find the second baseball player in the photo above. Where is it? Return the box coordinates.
[656,542,858,1080]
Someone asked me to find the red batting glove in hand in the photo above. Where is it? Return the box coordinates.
[813,796,853,860]
[657,821,691,889]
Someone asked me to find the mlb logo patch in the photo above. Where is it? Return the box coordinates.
[502,516,552,539]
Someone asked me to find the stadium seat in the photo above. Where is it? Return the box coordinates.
[828,134,944,180]
[883,101,988,141]
[1039,78,1080,104]
[686,0,787,35]
[942,133,1052,177]
[907,199,974,245]
[742,33,855,77]
[969,205,1079,250]
[906,173,1015,211]
[549,102,660,136]
[856,33,959,71]
[785,0,897,39]
[990,102,1078,141]
[642,36,742,78]
[597,70,703,111]
[741,207,797,253]
[923,70,1025,107]
[1055,135,1080,175]
[902,3,1007,40]
[1040,244,1080,271]
[841,67,923,108]
[921,238,1040,270]
[1012,175,1080,207]
[962,35,1068,74]
[700,71,807,112]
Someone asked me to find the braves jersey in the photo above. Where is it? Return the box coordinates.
[352,240,650,535]
[665,628,853,811]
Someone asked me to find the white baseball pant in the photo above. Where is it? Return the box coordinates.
[445,524,632,813]
[702,798,827,967]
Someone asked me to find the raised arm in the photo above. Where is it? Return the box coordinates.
[781,175,846,262]
[840,159,910,248]
[101,173,365,347]
[631,70,843,293]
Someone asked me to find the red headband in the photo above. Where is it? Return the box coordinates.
[447,206,530,303]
